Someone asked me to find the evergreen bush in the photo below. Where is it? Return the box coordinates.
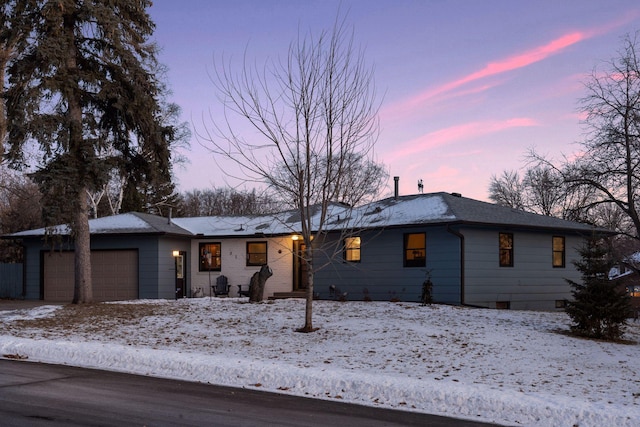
[566,237,631,341]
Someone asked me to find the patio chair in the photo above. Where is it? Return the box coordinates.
[211,275,230,297]
[237,284,251,297]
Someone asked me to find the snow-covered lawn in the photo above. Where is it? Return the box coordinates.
[1,298,639,426]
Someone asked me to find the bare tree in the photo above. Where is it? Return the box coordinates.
[316,152,387,207]
[87,165,128,218]
[488,170,526,210]
[490,162,598,223]
[177,187,278,217]
[521,166,565,217]
[0,168,43,262]
[203,16,382,332]
[565,32,640,240]
[518,33,640,241]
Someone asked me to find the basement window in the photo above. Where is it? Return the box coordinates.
[555,299,568,308]
[496,301,511,310]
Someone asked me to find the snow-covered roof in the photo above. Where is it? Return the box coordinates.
[5,192,609,239]
[8,212,192,238]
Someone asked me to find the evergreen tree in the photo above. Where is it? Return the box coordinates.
[566,237,631,340]
[4,0,175,303]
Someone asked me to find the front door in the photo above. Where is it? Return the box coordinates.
[293,240,309,291]
[175,252,186,299]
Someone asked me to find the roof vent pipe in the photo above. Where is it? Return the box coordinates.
[394,176,399,200]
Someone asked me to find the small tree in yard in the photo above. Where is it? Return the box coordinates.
[205,16,384,332]
[420,270,433,306]
[566,237,631,341]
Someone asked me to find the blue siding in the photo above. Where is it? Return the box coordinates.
[461,227,583,310]
[0,263,23,298]
[158,237,191,299]
[19,234,191,301]
[23,240,44,299]
[313,226,461,303]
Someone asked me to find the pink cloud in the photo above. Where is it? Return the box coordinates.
[417,81,504,109]
[585,8,640,38]
[387,118,538,162]
[383,32,586,119]
[382,6,640,121]
[440,149,483,159]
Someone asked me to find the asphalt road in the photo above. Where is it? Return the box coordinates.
[0,359,502,426]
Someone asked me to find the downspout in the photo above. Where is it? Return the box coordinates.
[446,225,465,306]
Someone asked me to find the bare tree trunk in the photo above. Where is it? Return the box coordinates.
[87,186,105,219]
[302,267,315,332]
[112,175,127,215]
[298,244,316,332]
[73,183,93,304]
[65,14,92,304]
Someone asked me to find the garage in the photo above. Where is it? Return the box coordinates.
[43,250,139,302]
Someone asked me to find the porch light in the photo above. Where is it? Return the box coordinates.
[292,234,312,241]
[172,250,180,257]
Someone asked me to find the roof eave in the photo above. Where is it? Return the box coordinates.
[448,220,615,235]
[322,219,614,235]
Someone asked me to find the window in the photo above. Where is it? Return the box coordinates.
[626,285,640,297]
[499,233,514,267]
[246,242,267,266]
[552,236,565,268]
[199,243,221,271]
[495,301,510,310]
[404,233,426,267]
[555,299,568,308]
[344,237,361,262]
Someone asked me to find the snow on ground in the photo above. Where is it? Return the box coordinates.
[1,298,639,426]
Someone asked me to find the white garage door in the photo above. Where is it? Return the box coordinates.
[43,250,138,302]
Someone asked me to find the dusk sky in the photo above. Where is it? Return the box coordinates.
[149,0,640,201]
